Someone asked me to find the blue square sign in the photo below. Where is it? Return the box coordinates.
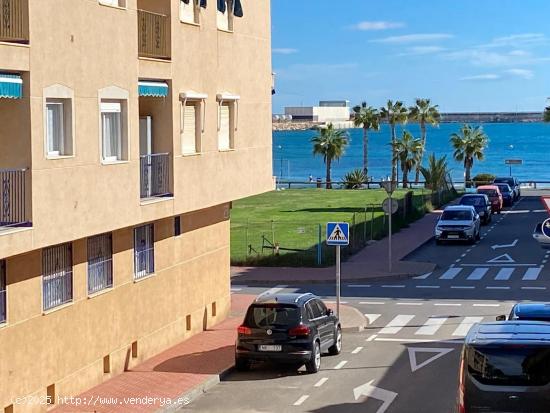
[326,222,349,246]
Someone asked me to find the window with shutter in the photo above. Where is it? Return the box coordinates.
[180,0,199,24]
[218,104,231,150]
[46,102,64,156]
[182,103,197,154]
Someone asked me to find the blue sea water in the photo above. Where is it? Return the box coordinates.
[272,122,550,183]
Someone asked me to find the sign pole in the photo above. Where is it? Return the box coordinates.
[336,245,341,317]
[388,193,392,273]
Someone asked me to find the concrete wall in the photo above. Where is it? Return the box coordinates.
[284,106,350,123]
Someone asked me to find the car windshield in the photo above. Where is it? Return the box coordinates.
[461,197,484,206]
[467,346,550,386]
[478,189,498,197]
[494,178,514,186]
[441,210,472,221]
[244,304,301,328]
[495,185,510,193]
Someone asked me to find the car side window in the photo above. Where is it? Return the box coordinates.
[305,302,316,320]
[315,299,328,315]
[307,300,323,319]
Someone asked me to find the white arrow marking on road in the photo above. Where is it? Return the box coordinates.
[364,314,382,324]
[491,239,518,250]
[353,380,398,413]
[487,254,515,264]
[408,347,454,372]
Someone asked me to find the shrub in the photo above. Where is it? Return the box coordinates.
[472,173,495,187]
[342,168,367,189]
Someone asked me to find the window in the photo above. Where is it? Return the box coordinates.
[101,101,124,162]
[87,233,113,295]
[244,304,301,328]
[99,0,126,7]
[217,94,239,151]
[44,85,74,158]
[0,260,6,324]
[217,0,234,31]
[180,0,199,24]
[42,243,73,311]
[181,102,199,154]
[174,216,181,237]
[134,224,154,279]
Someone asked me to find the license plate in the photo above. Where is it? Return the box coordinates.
[447,235,459,239]
[258,345,282,352]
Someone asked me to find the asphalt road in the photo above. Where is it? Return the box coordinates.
[182,194,550,413]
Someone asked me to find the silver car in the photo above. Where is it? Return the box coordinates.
[533,221,550,249]
[435,205,481,245]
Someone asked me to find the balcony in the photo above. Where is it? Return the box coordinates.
[137,9,170,60]
[0,0,29,44]
[140,153,172,200]
[0,168,30,230]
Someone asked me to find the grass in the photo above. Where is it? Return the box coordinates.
[230,188,451,267]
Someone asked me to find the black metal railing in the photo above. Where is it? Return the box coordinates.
[0,168,28,228]
[0,0,28,43]
[140,153,171,199]
[137,9,170,59]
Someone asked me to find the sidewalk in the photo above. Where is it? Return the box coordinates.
[52,294,365,413]
[231,210,442,285]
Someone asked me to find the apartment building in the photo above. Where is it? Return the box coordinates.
[0,0,273,411]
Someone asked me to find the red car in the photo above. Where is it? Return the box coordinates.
[477,185,503,214]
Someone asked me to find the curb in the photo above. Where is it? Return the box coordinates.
[340,305,367,333]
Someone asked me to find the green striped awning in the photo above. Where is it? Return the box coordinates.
[138,81,169,97]
[0,73,23,99]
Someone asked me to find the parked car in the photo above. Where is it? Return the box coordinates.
[493,183,514,206]
[235,292,341,373]
[435,205,481,244]
[493,176,521,200]
[459,194,492,225]
[458,321,550,413]
[476,185,503,214]
[496,302,550,322]
[533,221,550,249]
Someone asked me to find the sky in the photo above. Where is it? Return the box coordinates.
[271,0,550,114]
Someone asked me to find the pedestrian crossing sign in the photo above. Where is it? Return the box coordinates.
[326,222,349,246]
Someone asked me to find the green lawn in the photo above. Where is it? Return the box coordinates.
[230,188,440,267]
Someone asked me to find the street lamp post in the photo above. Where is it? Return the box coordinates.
[277,145,284,178]
[381,180,397,273]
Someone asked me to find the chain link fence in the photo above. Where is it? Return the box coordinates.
[231,189,457,267]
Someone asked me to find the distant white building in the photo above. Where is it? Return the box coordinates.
[284,100,350,122]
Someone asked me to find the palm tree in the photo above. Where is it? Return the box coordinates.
[352,102,380,176]
[450,124,489,188]
[380,100,408,183]
[409,98,441,183]
[392,131,423,188]
[311,123,349,189]
[420,153,449,192]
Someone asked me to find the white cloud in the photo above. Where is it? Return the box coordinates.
[460,74,501,81]
[506,68,534,79]
[397,46,446,56]
[273,48,299,55]
[350,21,405,31]
[480,33,547,48]
[443,48,550,67]
[371,33,454,44]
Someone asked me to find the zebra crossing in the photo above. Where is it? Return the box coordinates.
[434,266,543,282]
[366,313,491,338]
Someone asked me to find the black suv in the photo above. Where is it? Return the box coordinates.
[459,194,492,224]
[493,177,520,201]
[235,293,341,373]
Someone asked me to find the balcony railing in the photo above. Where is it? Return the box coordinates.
[137,9,170,60]
[140,153,171,199]
[0,0,28,43]
[0,168,29,228]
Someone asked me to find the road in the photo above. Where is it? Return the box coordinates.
[182,194,550,413]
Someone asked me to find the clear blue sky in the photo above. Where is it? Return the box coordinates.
[271,0,550,113]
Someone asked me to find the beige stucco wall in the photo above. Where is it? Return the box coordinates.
[0,0,273,260]
[0,204,231,412]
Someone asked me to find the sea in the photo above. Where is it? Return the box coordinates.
[272,122,550,184]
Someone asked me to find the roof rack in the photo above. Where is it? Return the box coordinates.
[294,292,314,303]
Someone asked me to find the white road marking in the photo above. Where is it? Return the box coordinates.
[366,334,378,342]
[467,267,489,280]
[415,316,448,335]
[494,267,514,280]
[293,395,309,406]
[440,267,462,280]
[521,286,547,290]
[334,361,348,370]
[413,272,432,280]
[261,285,288,296]
[408,347,454,372]
[522,267,542,281]
[461,253,467,258]
[486,286,510,290]
[230,288,242,292]
[375,338,463,344]
[532,209,547,213]
[381,285,405,288]
[461,263,537,267]
[487,254,515,264]
[491,239,518,250]
[314,378,328,388]
[347,284,372,288]
[416,285,440,289]
[379,315,415,335]
[351,346,364,354]
[325,301,349,304]
[364,314,382,324]
[397,302,423,306]
[353,380,397,413]
[361,301,386,305]
[451,286,475,289]
[473,303,500,307]
[453,317,484,336]
[434,303,462,307]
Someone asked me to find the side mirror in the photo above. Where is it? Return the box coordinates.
[326,308,334,316]
[496,315,506,321]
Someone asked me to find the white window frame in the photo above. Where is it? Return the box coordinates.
[101,101,123,162]
[98,0,126,8]
[217,93,239,151]
[98,86,129,164]
[42,243,73,312]
[217,0,234,32]
[180,91,207,155]
[87,233,113,296]
[180,0,200,25]
[43,85,75,159]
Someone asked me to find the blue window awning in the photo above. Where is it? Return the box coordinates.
[138,81,169,98]
[0,73,23,99]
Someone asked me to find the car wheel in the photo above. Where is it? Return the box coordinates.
[328,326,342,355]
[235,357,251,372]
[306,341,321,374]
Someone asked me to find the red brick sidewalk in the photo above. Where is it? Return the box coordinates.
[52,294,255,413]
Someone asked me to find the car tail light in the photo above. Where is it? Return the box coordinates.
[237,325,252,335]
[288,325,310,337]
[458,356,466,413]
